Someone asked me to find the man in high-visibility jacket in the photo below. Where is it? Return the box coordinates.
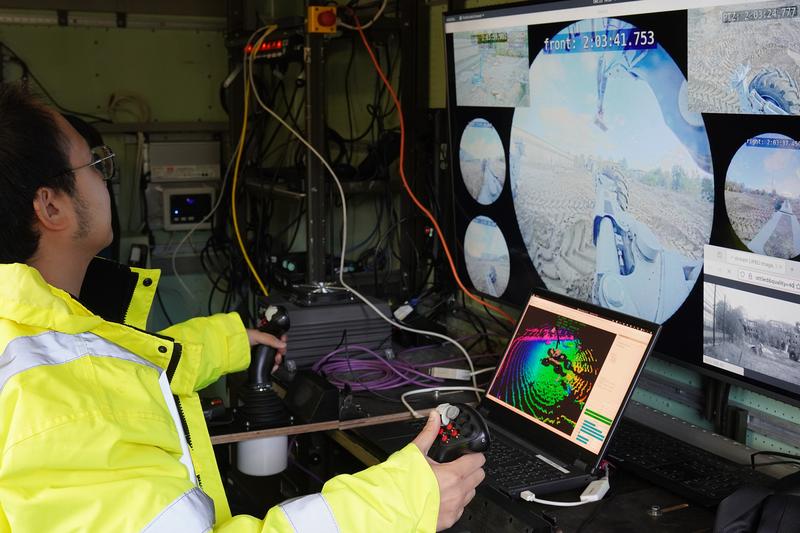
[0,83,485,532]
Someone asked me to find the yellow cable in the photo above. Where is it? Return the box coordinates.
[231,26,276,298]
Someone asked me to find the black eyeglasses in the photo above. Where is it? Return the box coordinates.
[54,145,117,183]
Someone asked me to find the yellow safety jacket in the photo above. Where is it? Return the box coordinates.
[0,260,439,532]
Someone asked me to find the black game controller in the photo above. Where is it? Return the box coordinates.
[428,403,491,463]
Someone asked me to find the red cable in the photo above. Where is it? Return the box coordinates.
[353,16,515,325]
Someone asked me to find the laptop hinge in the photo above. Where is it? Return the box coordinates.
[573,459,589,472]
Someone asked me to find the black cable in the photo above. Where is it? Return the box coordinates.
[575,472,615,533]
[253,194,270,293]
[336,37,392,146]
[378,39,401,118]
[338,192,384,259]
[202,233,240,315]
[453,305,490,348]
[455,293,494,352]
[1,43,111,123]
[483,304,514,334]
[751,460,800,468]
[371,215,410,291]
[260,139,296,165]
[750,450,800,470]
[255,80,303,163]
[415,261,436,298]
[389,226,420,267]
[204,71,286,316]
[340,331,404,404]
[207,270,227,315]
[345,0,384,10]
[344,36,358,164]
[279,78,304,135]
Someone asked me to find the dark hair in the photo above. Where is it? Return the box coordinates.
[63,114,103,148]
[63,113,121,262]
[0,82,75,263]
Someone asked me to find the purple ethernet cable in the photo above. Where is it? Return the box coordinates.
[312,344,444,392]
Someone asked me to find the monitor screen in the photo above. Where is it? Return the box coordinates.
[703,245,800,399]
[486,291,657,455]
[444,0,800,405]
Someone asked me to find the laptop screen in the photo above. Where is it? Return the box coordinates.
[486,291,658,456]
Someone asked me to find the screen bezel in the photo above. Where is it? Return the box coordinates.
[658,350,800,409]
[442,0,800,411]
[482,287,661,472]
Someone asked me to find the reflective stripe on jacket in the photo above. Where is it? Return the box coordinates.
[0,260,439,532]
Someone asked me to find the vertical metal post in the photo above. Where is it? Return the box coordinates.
[432,109,450,290]
[398,0,428,295]
[304,28,327,284]
[226,0,246,157]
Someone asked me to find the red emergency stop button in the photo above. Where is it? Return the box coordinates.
[308,6,337,33]
[318,10,336,27]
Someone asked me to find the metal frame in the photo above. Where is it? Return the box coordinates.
[304,15,327,284]
[225,0,431,295]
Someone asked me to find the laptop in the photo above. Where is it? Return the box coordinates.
[479,289,661,498]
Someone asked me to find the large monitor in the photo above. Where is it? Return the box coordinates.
[444,0,800,405]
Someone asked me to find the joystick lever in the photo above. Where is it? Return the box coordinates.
[248,305,290,388]
[428,402,491,463]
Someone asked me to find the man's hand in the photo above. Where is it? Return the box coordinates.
[245,329,288,371]
[413,410,486,531]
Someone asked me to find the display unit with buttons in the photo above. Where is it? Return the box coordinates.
[162,186,215,231]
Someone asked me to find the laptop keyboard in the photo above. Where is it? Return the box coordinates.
[484,435,568,494]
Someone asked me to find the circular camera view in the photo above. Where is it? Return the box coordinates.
[464,216,511,298]
[725,133,800,259]
[510,18,714,324]
[459,118,507,205]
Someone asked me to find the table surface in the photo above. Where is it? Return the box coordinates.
[208,370,792,531]
[209,344,486,444]
[340,416,718,533]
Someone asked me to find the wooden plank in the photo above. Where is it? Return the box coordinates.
[210,420,339,445]
[326,430,383,467]
[210,407,435,445]
[338,407,432,430]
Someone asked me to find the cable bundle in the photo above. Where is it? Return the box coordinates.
[312,345,443,392]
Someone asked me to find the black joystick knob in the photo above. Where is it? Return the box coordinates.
[239,305,291,429]
[248,305,290,388]
[428,402,491,463]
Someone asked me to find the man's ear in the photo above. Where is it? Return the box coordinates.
[32,187,71,231]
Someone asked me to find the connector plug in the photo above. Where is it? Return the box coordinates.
[519,474,610,507]
[393,304,414,321]
[579,476,610,502]
[429,367,472,381]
